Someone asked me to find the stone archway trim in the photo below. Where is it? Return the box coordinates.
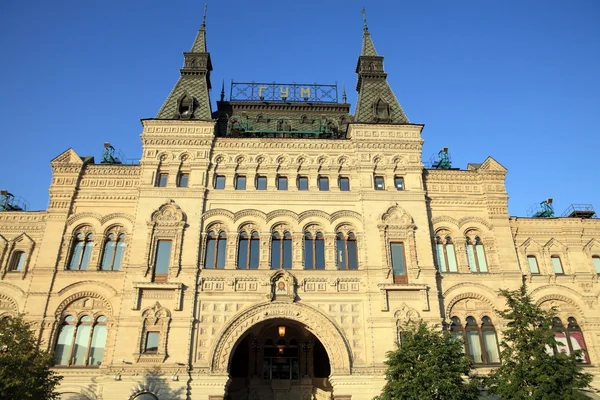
[209,301,352,375]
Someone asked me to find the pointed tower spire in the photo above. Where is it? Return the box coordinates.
[220,80,225,101]
[156,4,213,120]
[354,11,409,124]
[342,84,347,104]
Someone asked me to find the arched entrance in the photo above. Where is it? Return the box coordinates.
[227,319,332,400]
[209,301,352,400]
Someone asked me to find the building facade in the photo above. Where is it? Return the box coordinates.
[0,18,599,400]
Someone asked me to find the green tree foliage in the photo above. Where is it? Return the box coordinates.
[486,283,592,399]
[374,320,480,400]
[0,315,62,399]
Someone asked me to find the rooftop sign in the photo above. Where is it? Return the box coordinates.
[229,82,338,103]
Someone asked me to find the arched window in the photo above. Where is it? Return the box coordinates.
[451,316,500,364]
[54,315,107,366]
[205,231,227,269]
[101,233,126,271]
[68,232,93,270]
[336,232,358,270]
[466,236,488,273]
[8,251,25,271]
[237,231,260,269]
[304,232,325,270]
[551,255,564,274]
[551,317,590,363]
[435,236,458,273]
[271,231,292,269]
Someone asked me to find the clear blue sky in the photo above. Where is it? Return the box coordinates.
[1,0,599,216]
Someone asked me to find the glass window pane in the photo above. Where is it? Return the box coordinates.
[467,331,483,363]
[236,175,246,190]
[568,331,589,363]
[336,238,346,269]
[527,256,539,274]
[446,244,458,272]
[551,257,564,274]
[113,241,125,271]
[436,244,447,272]
[298,177,308,191]
[348,239,358,269]
[555,332,570,355]
[339,177,350,191]
[89,324,107,366]
[216,237,227,269]
[101,241,115,271]
[390,243,406,276]
[70,242,84,270]
[214,175,226,189]
[466,245,477,272]
[55,325,75,365]
[315,237,325,270]
[475,245,488,272]
[277,176,288,190]
[271,237,281,269]
[205,237,216,268]
[482,331,500,363]
[592,257,600,274]
[283,237,292,269]
[257,176,267,190]
[72,325,91,365]
[249,236,260,269]
[304,237,314,270]
[158,174,168,187]
[374,176,385,190]
[178,173,189,188]
[155,241,172,274]
[12,252,25,271]
[394,177,404,190]
[237,236,248,269]
[145,332,159,353]
[80,242,93,270]
[318,177,329,191]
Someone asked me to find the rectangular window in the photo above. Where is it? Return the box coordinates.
[235,175,246,190]
[394,176,405,190]
[551,256,564,274]
[390,243,408,284]
[144,332,160,353]
[277,176,288,190]
[339,177,350,191]
[157,173,168,187]
[592,256,600,274]
[297,176,309,191]
[374,176,385,190]
[214,175,226,189]
[154,240,171,282]
[177,173,189,188]
[318,176,329,191]
[256,176,267,190]
[527,255,540,274]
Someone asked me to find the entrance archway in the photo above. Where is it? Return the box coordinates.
[209,301,352,400]
[227,319,332,400]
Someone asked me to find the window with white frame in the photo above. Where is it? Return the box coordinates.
[54,315,107,366]
[466,235,488,273]
[435,236,458,273]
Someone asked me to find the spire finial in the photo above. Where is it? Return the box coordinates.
[360,7,368,31]
[201,3,208,28]
[220,80,225,101]
[342,84,347,104]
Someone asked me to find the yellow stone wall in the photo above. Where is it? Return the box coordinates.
[0,119,598,399]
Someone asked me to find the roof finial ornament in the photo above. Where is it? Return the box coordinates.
[201,3,208,28]
[220,80,225,101]
[342,84,347,104]
[361,7,368,31]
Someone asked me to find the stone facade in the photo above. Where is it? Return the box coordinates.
[0,18,599,400]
